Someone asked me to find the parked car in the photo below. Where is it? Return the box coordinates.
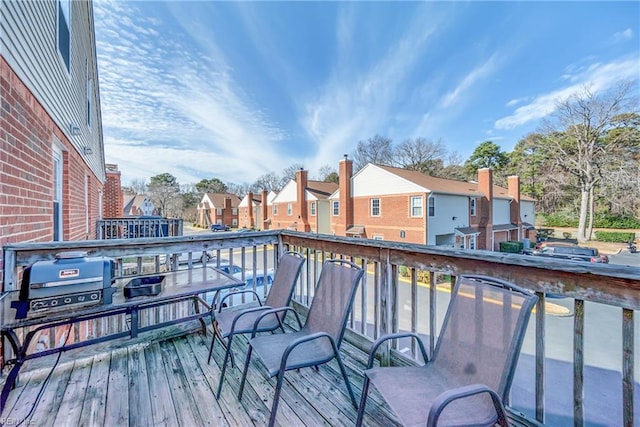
[211,224,231,232]
[532,243,609,263]
[205,263,275,307]
[217,263,275,288]
[162,250,215,266]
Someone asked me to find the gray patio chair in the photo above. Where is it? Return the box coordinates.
[356,275,538,427]
[237,259,364,427]
[208,250,305,399]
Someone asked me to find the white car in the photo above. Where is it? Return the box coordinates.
[205,263,275,308]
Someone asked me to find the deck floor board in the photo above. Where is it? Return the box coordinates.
[0,323,537,426]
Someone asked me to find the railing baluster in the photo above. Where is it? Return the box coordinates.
[410,267,417,357]
[360,258,367,336]
[574,299,584,427]
[536,292,545,424]
[622,308,634,427]
[429,271,436,355]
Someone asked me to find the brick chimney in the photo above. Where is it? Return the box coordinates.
[247,191,254,228]
[295,169,310,232]
[261,190,269,230]
[103,164,123,218]
[508,176,521,226]
[337,154,354,236]
[477,168,494,250]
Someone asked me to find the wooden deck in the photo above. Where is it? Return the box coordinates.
[0,323,402,426]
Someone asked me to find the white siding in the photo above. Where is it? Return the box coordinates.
[427,194,468,246]
[492,199,511,225]
[317,200,331,234]
[521,200,536,224]
[272,180,297,203]
[352,164,426,197]
[0,0,105,180]
[238,195,250,207]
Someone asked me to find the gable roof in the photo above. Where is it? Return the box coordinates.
[375,164,535,201]
[203,192,241,208]
[307,180,338,200]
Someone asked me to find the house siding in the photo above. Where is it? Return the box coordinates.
[427,194,468,246]
[1,0,107,285]
[1,0,105,181]
[493,199,511,225]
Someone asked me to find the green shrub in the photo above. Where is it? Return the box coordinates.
[499,241,524,253]
[398,265,410,277]
[541,212,578,227]
[594,231,636,243]
[593,213,640,229]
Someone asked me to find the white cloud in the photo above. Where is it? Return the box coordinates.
[612,28,633,44]
[495,56,639,130]
[440,54,500,109]
[95,1,290,185]
[300,4,446,172]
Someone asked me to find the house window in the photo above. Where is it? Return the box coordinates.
[216,208,222,215]
[310,202,316,216]
[232,219,238,226]
[53,145,63,241]
[410,196,423,217]
[273,204,278,215]
[57,0,71,72]
[428,197,435,217]
[287,203,292,216]
[332,201,339,216]
[84,174,89,235]
[470,235,476,250]
[232,208,238,215]
[470,198,477,216]
[86,60,93,128]
[373,235,384,241]
[370,198,380,217]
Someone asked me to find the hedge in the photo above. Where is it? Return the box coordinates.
[499,241,524,253]
[594,231,636,243]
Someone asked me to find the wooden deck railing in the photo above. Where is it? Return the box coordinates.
[2,230,638,426]
[96,217,184,239]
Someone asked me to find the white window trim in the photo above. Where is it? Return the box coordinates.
[273,204,278,215]
[372,235,384,241]
[370,198,380,217]
[410,196,423,218]
[332,201,339,216]
[310,201,316,216]
[84,174,89,235]
[287,203,292,216]
[57,0,72,73]
[428,196,435,217]
[470,197,477,216]
[52,141,64,241]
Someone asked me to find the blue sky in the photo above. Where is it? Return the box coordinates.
[94,1,640,187]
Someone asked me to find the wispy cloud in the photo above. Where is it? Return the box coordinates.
[440,54,500,109]
[495,56,639,130]
[300,4,446,171]
[612,28,633,44]
[95,1,288,184]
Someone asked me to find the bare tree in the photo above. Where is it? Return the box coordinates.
[280,163,305,188]
[253,172,282,192]
[148,173,182,218]
[123,178,147,195]
[352,134,394,171]
[395,137,447,174]
[541,82,638,241]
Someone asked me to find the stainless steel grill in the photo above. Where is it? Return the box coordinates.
[12,251,115,319]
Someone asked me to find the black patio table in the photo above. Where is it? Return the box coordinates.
[0,265,243,413]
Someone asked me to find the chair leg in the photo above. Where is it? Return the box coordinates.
[237,344,254,401]
[207,333,216,364]
[355,376,370,427]
[335,353,357,409]
[215,334,234,399]
[268,370,286,427]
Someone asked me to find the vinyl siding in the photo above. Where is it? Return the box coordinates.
[428,194,469,245]
[492,199,511,225]
[352,164,426,197]
[0,0,105,180]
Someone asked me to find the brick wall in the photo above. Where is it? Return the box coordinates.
[352,194,426,243]
[1,56,103,287]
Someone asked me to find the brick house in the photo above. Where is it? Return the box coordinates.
[238,192,262,229]
[270,170,337,233]
[198,193,241,228]
[103,164,123,218]
[1,0,106,285]
[330,158,535,250]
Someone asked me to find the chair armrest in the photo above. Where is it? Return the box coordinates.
[366,332,429,369]
[280,331,335,372]
[250,306,302,337]
[427,383,507,427]
[218,289,262,312]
